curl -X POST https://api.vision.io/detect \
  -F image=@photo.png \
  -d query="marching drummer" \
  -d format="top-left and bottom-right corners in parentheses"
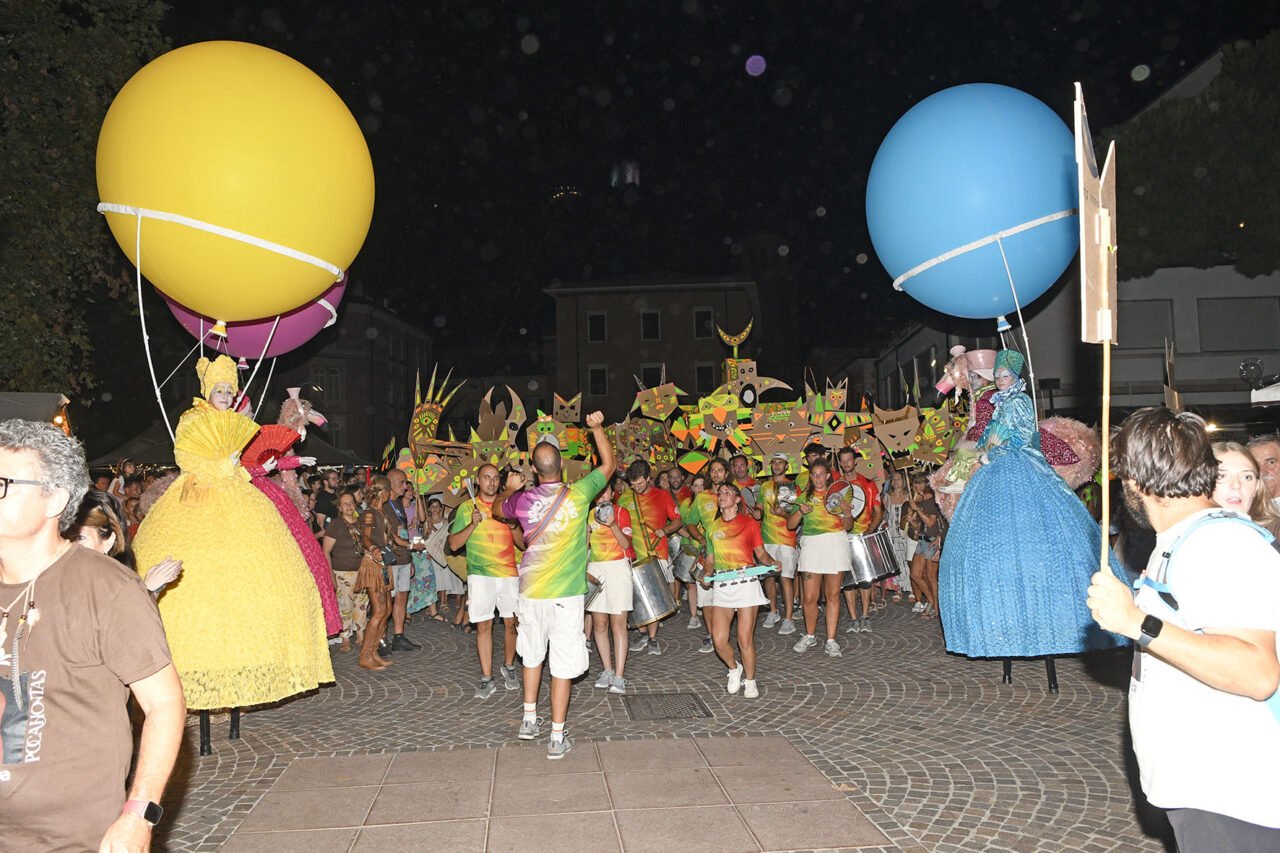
top-left (759, 452), bottom-right (799, 635)
top-left (680, 458), bottom-right (732, 653)
top-left (837, 447), bottom-right (884, 635)
top-left (618, 460), bottom-right (683, 657)
top-left (787, 458), bottom-right (855, 657)
top-left (586, 482), bottom-right (634, 694)
top-left (700, 483), bottom-right (779, 698)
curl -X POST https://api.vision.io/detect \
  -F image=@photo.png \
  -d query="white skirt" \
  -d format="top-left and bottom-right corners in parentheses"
top-left (586, 558), bottom-right (633, 614)
top-left (797, 531), bottom-right (852, 575)
top-left (706, 578), bottom-right (767, 610)
top-left (434, 560), bottom-right (466, 594)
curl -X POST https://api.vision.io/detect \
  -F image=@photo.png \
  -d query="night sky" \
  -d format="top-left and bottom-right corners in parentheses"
top-left (166, 0), bottom-right (1280, 352)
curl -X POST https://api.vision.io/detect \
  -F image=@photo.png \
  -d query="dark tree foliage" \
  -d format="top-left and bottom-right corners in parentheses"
top-left (0, 0), bottom-right (169, 392)
top-left (1104, 31), bottom-right (1280, 280)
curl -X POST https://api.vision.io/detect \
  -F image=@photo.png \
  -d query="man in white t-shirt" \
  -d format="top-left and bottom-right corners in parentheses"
top-left (1088, 407), bottom-right (1280, 852)
top-left (1247, 434), bottom-right (1280, 514)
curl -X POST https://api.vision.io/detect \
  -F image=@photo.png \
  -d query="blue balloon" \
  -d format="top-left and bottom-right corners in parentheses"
top-left (866, 84), bottom-right (1079, 320)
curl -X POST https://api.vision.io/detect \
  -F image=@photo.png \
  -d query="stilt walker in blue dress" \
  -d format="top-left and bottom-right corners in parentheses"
top-left (939, 350), bottom-right (1127, 689)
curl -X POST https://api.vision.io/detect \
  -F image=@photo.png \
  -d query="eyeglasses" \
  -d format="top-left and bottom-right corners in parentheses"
top-left (0, 477), bottom-right (52, 499)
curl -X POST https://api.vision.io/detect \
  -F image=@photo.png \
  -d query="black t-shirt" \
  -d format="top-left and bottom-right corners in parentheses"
top-left (313, 489), bottom-right (338, 524)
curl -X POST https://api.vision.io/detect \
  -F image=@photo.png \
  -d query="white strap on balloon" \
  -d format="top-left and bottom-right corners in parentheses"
top-left (890, 208), bottom-right (1077, 291)
top-left (96, 203), bottom-right (343, 277)
top-left (126, 212), bottom-right (175, 441)
top-left (102, 203), bottom-right (345, 444)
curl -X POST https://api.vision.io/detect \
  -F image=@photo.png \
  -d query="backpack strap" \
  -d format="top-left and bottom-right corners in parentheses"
top-left (524, 486), bottom-right (570, 549)
top-left (1137, 510), bottom-right (1279, 723)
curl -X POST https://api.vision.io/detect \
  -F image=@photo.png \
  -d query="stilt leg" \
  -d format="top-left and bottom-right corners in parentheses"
top-left (1001, 658), bottom-right (1013, 685)
top-left (1045, 656), bottom-right (1059, 694)
top-left (199, 710), bottom-right (212, 756)
top-left (229, 707), bottom-right (241, 740)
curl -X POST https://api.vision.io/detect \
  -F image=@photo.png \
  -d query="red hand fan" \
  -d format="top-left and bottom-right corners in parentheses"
top-left (241, 425), bottom-right (300, 467)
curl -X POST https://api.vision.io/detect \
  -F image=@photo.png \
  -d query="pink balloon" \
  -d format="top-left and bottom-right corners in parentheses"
top-left (166, 275), bottom-right (347, 359)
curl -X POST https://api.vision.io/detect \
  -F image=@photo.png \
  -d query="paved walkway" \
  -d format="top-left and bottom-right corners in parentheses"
top-left (152, 599), bottom-right (1173, 852)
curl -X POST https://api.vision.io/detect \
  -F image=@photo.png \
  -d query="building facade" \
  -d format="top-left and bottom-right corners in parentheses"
top-left (547, 274), bottom-right (762, 419)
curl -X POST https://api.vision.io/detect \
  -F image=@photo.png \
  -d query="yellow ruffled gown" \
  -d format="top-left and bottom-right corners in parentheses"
top-left (133, 401), bottom-right (334, 709)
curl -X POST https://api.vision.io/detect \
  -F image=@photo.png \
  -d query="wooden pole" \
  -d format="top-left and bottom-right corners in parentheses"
top-left (1100, 337), bottom-right (1111, 574)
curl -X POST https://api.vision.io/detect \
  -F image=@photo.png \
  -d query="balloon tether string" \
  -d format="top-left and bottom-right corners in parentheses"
top-left (134, 214), bottom-right (174, 441)
top-left (995, 236), bottom-right (1039, 421)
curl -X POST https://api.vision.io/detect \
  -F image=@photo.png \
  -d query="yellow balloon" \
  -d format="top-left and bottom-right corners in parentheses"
top-left (96, 41), bottom-right (375, 322)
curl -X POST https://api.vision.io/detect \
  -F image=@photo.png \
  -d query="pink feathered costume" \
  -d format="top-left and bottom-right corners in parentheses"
top-left (247, 455), bottom-right (342, 636)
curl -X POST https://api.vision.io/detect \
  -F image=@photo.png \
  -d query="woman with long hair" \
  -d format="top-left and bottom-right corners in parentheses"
top-left (323, 491), bottom-right (369, 652)
top-left (1212, 440), bottom-right (1280, 545)
top-left (700, 484), bottom-right (778, 698)
top-left (69, 490), bottom-right (183, 594)
top-left (905, 474), bottom-right (941, 618)
top-left (787, 459), bottom-right (854, 657)
top-left (881, 469), bottom-right (914, 604)
top-left (587, 481), bottom-right (634, 694)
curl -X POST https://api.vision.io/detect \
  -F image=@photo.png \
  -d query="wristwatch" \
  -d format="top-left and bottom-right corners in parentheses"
top-left (122, 799), bottom-right (164, 826)
top-left (1136, 614), bottom-right (1164, 648)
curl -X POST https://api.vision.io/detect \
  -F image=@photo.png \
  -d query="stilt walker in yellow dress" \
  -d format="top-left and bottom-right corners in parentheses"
top-left (133, 356), bottom-right (333, 750)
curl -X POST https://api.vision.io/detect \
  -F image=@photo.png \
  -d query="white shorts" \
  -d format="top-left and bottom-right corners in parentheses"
top-left (515, 595), bottom-right (589, 679)
top-left (706, 578), bottom-right (767, 610)
top-left (391, 563), bottom-right (413, 593)
top-left (763, 544), bottom-right (797, 579)
top-left (586, 559), bottom-right (633, 614)
top-left (797, 531), bottom-right (852, 575)
top-left (468, 574), bottom-right (519, 622)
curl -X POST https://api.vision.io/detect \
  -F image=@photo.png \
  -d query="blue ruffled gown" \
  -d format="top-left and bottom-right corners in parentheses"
top-left (939, 385), bottom-right (1127, 658)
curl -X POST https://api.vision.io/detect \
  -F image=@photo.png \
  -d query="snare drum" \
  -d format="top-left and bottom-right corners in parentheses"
top-left (842, 530), bottom-right (901, 590)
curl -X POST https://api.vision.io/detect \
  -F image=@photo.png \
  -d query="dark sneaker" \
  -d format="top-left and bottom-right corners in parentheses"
top-left (391, 634), bottom-right (421, 651)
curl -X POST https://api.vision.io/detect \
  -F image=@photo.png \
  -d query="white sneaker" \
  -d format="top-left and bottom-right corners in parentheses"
top-left (824, 639), bottom-right (843, 658)
top-left (762, 611), bottom-right (780, 628)
top-left (778, 619), bottom-right (796, 635)
top-left (792, 634), bottom-right (818, 653)
top-left (686, 615), bottom-right (703, 630)
top-left (742, 679), bottom-right (759, 699)
top-left (594, 669), bottom-right (614, 689)
top-left (726, 663), bottom-right (744, 694)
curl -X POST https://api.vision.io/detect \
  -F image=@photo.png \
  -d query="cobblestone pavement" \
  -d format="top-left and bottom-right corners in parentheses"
top-left (152, 598), bottom-right (1172, 852)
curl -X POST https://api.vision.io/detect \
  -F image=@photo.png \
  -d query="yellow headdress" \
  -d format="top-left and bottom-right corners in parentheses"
top-left (196, 355), bottom-right (239, 399)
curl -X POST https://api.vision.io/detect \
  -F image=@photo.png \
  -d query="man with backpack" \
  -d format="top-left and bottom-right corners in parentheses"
top-left (1088, 407), bottom-right (1280, 851)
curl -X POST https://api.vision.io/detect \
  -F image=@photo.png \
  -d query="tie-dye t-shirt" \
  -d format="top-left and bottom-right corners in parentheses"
top-left (503, 468), bottom-right (607, 598)
top-left (588, 504), bottom-right (633, 563)
top-left (757, 478), bottom-right (798, 546)
top-left (680, 490), bottom-right (720, 539)
top-left (797, 486), bottom-right (848, 536)
top-left (449, 497), bottom-right (517, 578)
top-left (617, 486), bottom-right (680, 561)
top-left (705, 512), bottom-right (764, 573)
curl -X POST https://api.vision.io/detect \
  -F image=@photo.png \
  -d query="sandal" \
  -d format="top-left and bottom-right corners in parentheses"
top-left (430, 613), bottom-right (446, 622)
top-left (461, 623), bottom-right (476, 634)
top-left (891, 593), bottom-right (902, 603)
